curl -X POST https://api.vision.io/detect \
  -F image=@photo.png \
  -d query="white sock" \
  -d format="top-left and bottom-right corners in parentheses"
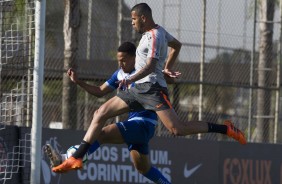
top-left (61, 154), bottom-right (67, 161)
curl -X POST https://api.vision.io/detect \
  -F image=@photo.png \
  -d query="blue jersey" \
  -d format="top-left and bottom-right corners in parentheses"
top-left (106, 69), bottom-right (158, 125)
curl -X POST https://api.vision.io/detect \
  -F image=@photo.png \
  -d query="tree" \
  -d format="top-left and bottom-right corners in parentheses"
top-left (62, 0), bottom-right (80, 129)
top-left (256, 0), bottom-right (275, 142)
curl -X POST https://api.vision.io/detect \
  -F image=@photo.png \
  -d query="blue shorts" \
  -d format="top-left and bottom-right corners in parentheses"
top-left (116, 119), bottom-right (156, 155)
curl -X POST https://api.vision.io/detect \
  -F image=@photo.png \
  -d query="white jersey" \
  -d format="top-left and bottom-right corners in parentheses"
top-left (135, 25), bottom-right (175, 87)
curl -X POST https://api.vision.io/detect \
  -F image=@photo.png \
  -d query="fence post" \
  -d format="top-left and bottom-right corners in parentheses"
top-left (248, 0), bottom-right (257, 142)
top-left (274, 0), bottom-right (282, 143)
top-left (31, 0), bottom-right (45, 183)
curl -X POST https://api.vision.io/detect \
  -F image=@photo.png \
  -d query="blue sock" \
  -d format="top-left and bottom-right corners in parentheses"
top-left (87, 141), bottom-right (100, 155)
top-left (143, 166), bottom-right (171, 184)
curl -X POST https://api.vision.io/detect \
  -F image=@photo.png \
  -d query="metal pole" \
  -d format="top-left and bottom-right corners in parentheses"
top-left (199, 0), bottom-right (206, 139)
top-left (248, 0), bottom-right (257, 142)
top-left (216, 0), bottom-right (222, 56)
top-left (0, 5), bottom-right (2, 100)
top-left (117, 0), bottom-right (122, 47)
top-left (274, 0), bottom-right (282, 143)
top-left (115, 0), bottom-right (123, 123)
top-left (31, 0), bottom-right (45, 183)
top-left (84, 0), bottom-right (93, 130)
top-left (26, 0), bottom-right (33, 127)
top-left (177, 0), bottom-right (181, 39)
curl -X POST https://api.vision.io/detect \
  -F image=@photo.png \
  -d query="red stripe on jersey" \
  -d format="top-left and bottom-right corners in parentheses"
top-left (150, 29), bottom-right (156, 58)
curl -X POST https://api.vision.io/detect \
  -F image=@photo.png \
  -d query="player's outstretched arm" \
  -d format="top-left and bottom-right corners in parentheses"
top-left (67, 68), bottom-right (113, 97)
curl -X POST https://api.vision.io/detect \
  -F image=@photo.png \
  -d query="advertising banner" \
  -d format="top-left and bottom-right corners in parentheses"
top-left (41, 129), bottom-right (219, 184)
top-left (219, 142), bottom-right (282, 184)
top-left (3, 127), bottom-right (281, 184)
top-left (0, 126), bottom-right (20, 184)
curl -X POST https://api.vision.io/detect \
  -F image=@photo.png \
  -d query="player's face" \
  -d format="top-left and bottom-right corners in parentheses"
top-left (117, 52), bottom-right (135, 73)
top-left (131, 11), bottom-right (145, 34)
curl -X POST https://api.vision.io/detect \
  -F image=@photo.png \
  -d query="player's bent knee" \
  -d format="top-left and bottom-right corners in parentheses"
top-left (93, 107), bottom-right (110, 122)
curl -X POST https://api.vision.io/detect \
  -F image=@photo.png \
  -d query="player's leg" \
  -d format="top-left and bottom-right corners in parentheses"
top-left (156, 108), bottom-right (207, 135)
top-left (133, 83), bottom-right (246, 144)
top-left (156, 108), bottom-right (246, 144)
top-left (52, 96), bottom-right (130, 172)
top-left (130, 150), bottom-right (150, 173)
top-left (130, 150), bottom-right (171, 184)
top-left (44, 124), bottom-right (125, 168)
top-left (83, 96), bottom-right (130, 144)
top-left (98, 123), bottom-right (125, 144)
top-left (74, 97), bottom-right (128, 156)
top-left (88, 123), bottom-right (125, 155)
top-left (132, 83), bottom-right (206, 135)
top-left (117, 118), bottom-right (171, 183)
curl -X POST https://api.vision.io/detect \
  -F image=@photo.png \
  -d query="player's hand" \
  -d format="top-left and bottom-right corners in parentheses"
top-left (162, 69), bottom-right (181, 78)
top-left (67, 68), bottom-right (78, 83)
top-left (118, 78), bottom-right (132, 90)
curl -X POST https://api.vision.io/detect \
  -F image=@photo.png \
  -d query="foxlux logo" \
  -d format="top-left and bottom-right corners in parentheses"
top-left (184, 163), bottom-right (202, 178)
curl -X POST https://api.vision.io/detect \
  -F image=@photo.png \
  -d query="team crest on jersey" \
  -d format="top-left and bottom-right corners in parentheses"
top-left (146, 32), bottom-right (152, 40)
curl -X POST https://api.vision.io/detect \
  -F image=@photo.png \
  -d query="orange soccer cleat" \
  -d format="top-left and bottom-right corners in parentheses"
top-left (224, 120), bottom-right (247, 145)
top-left (52, 156), bottom-right (83, 173)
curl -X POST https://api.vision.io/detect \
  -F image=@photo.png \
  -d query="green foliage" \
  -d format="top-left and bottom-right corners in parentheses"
top-left (43, 80), bottom-right (62, 99)
top-left (1, 79), bottom-right (18, 92)
top-left (210, 49), bottom-right (252, 64)
top-left (2, 0), bottom-right (30, 31)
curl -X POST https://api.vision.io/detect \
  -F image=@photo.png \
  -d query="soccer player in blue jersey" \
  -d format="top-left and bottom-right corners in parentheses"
top-left (46, 42), bottom-right (171, 183)
top-left (53, 3), bottom-right (246, 173)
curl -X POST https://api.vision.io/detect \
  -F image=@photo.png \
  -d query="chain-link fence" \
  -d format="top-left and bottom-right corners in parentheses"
top-left (42, 0), bottom-right (282, 144)
top-left (2, 0), bottom-right (282, 146)
top-left (3, 0), bottom-right (281, 183)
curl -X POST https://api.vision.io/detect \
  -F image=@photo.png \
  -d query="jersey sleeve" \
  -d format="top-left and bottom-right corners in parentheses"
top-left (146, 30), bottom-right (160, 60)
top-left (166, 30), bottom-right (175, 42)
top-left (105, 70), bottom-right (119, 89)
top-left (146, 28), bottom-right (175, 60)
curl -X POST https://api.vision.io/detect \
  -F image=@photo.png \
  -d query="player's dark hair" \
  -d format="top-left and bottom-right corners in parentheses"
top-left (117, 42), bottom-right (136, 56)
top-left (131, 3), bottom-right (152, 17)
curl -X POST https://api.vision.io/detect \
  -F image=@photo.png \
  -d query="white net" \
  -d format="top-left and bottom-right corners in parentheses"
top-left (0, 133), bottom-right (31, 184)
top-left (0, 0), bottom-right (35, 183)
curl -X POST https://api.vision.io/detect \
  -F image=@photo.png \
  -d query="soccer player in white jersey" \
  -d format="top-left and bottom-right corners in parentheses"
top-left (46, 42), bottom-right (171, 183)
top-left (53, 3), bottom-right (246, 173)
